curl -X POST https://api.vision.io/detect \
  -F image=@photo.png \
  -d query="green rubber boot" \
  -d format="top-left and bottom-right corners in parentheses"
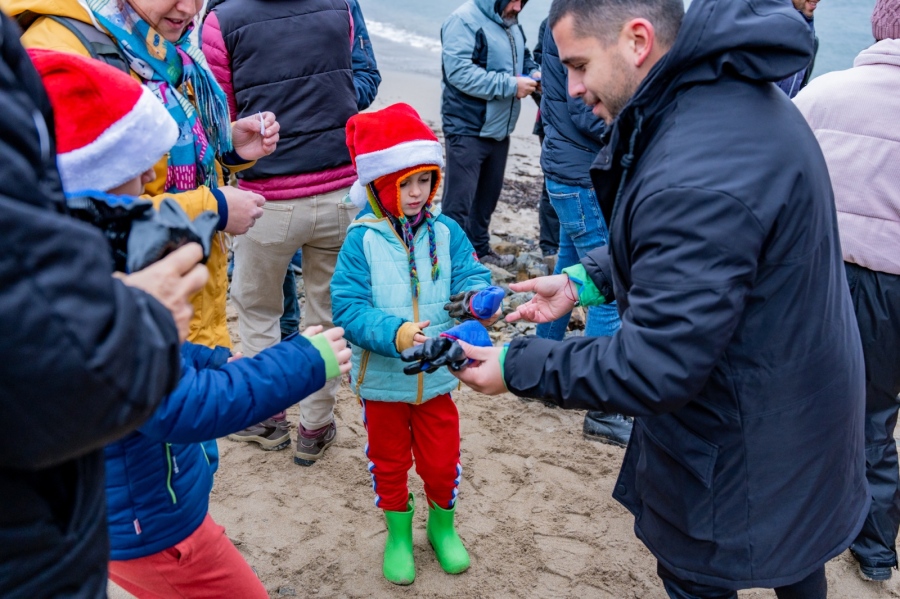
top-left (426, 500), bottom-right (470, 574)
top-left (382, 494), bottom-right (415, 585)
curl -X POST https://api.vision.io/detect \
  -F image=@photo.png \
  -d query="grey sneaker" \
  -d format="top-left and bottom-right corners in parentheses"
top-left (479, 251), bottom-right (515, 268)
top-left (294, 421), bottom-right (337, 466)
top-left (227, 419), bottom-right (291, 451)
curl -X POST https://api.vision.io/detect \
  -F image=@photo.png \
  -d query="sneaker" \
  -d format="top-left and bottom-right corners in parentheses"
top-left (583, 411), bottom-right (633, 447)
top-left (227, 418), bottom-right (291, 451)
top-left (479, 251), bottom-right (515, 268)
top-left (294, 421), bottom-right (336, 466)
top-left (856, 561), bottom-right (893, 582)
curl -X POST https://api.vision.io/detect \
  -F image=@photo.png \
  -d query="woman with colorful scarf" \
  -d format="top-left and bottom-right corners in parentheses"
top-left (8, 0), bottom-right (281, 350)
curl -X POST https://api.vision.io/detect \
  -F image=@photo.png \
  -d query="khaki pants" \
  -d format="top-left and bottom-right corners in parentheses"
top-left (232, 187), bottom-right (357, 429)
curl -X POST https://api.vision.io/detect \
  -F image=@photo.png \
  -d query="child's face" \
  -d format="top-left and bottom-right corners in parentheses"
top-left (106, 168), bottom-right (157, 197)
top-left (399, 171), bottom-right (434, 217)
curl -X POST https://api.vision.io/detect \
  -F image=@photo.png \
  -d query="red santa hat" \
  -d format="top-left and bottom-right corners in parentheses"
top-left (345, 103), bottom-right (444, 211)
top-left (28, 49), bottom-right (178, 195)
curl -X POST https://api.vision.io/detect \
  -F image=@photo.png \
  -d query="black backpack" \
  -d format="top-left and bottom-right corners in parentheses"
top-left (17, 11), bottom-right (129, 73)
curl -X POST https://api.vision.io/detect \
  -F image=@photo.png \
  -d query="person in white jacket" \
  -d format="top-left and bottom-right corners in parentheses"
top-left (794, 0), bottom-right (900, 583)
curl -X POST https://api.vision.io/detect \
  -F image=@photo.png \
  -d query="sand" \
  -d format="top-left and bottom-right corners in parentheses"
top-left (109, 70), bottom-right (900, 598)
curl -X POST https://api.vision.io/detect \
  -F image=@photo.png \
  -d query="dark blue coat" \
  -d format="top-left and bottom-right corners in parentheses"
top-left (538, 20), bottom-right (606, 189)
top-left (105, 338), bottom-right (326, 560)
top-left (0, 15), bottom-right (182, 597)
top-left (504, 0), bottom-right (867, 588)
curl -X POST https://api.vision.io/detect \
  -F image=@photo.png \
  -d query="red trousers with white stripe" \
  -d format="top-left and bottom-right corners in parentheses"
top-left (362, 393), bottom-right (461, 512)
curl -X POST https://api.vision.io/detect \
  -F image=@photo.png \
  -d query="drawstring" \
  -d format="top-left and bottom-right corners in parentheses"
top-left (612, 112), bottom-right (644, 208)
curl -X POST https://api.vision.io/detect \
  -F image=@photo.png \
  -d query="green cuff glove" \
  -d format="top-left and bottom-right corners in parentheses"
top-left (499, 343), bottom-right (510, 392)
top-left (306, 333), bottom-right (341, 380)
top-left (562, 264), bottom-right (606, 307)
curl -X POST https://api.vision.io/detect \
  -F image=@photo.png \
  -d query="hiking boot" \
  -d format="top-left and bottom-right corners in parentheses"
top-left (383, 494), bottom-right (416, 585)
top-left (227, 418), bottom-right (291, 451)
top-left (426, 500), bottom-right (470, 574)
top-left (479, 250), bottom-right (515, 268)
top-left (293, 421), bottom-right (336, 466)
top-left (852, 552), bottom-right (894, 582)
top-left (583, 411), bottom-right (633, 447)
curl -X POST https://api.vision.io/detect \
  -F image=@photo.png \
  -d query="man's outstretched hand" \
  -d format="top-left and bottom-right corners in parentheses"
top-left (504, 274), bottom-right (578, 324)
top-left (450, 341), bottom-right (507, 395)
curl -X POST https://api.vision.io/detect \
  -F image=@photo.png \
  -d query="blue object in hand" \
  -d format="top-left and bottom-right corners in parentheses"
top-left (400, 321), bottom-right (493, 375)
top-left (444, 286), bottom-right (505, 321)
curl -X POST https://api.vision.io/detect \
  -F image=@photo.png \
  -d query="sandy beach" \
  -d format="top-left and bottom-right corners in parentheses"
top-left (109, 69), bottom-right (900, 599)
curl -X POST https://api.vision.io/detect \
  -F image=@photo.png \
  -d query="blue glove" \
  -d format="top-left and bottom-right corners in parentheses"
top-left (400, 321), bottom-right (493, 374)
top-left (444, 286), bottom-right (506, 321)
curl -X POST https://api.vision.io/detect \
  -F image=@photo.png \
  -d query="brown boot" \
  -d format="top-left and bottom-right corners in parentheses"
top-left (293, 421), bottom-right (336, 466)
top-left (227, 418), bottom-right (291, 451)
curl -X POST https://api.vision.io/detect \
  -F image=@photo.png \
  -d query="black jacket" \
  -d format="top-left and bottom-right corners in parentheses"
top-left (0, 16), bottom-right (182, 597)
top-left (504, 0), bottom-right (867, 588)
top-left (538, 18), bottom-right (606, 188)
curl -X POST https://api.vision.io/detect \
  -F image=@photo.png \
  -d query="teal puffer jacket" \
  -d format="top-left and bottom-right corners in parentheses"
top-left (332, 205), bottom-right (491, 403)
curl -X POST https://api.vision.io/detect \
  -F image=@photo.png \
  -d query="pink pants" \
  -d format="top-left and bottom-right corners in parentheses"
top-left (108, 514), bottom-right (267, 599)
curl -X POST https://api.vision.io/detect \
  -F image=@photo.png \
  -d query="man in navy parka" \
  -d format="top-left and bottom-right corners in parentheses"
top-left (456, 0), bottom-right (868, 594)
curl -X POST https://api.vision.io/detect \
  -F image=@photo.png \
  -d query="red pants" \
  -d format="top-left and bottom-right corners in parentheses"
top-left (362, 394), bottom-right (462, 512)
top-left (108, 514), bottom-right (268, 599)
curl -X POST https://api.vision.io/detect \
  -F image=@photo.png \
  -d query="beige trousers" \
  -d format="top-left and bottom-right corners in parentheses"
top-left (231, 187), bottom-right (357, 429)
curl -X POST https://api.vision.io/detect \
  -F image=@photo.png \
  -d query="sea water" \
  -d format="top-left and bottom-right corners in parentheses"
top-left (358, 0), bottom-right (878, 79)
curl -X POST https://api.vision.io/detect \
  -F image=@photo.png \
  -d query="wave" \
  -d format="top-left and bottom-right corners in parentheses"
top-left (366, 20), bottom-right (442, 53)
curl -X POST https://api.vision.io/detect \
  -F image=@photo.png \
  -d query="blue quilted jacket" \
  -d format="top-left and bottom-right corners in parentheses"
top-left (104, 338), bottom-right (326, 560)
top-left (332, 205), bottom-right (490, 403)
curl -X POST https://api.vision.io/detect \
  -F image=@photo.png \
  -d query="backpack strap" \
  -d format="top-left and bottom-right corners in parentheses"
top-left (17, 11), bottom-right (130, 74)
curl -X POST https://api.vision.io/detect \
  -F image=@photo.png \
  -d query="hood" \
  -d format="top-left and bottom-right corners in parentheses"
top-left (854, 38), bottom-right (900, 68)
top-left (630, 0), bottom-right (814, 117)
top-left (349, 203), bottom-right (444, 240)
top-left (473, 0), bottom-right (507, 26)
top-left (1, 0), bottom-right (90, 22)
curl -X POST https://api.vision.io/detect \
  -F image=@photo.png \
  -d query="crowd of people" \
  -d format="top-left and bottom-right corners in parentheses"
top-left (0, 0), bottom-right (898, 597)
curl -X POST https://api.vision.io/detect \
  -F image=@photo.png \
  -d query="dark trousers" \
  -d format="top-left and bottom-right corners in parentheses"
top-left (441, 134), bottom-right (510, 257)
top-left (658, 563), bottom-right (827, 599)
top-left (536, 135), bottom-right (559, 256)
top-left (846, 262), bottom-right (900, 569)
top-left (280, 267), bottom-right (299, 339)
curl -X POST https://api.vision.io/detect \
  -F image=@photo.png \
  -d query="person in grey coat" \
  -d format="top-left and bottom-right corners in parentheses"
top-left (454, 0), bottom-right (867, 595)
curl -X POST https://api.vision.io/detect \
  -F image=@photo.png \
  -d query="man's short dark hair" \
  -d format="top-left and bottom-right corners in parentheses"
top-left (549, 0), bottom-right (685, 49)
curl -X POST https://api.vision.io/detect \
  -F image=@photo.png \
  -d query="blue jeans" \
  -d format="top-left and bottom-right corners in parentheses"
top-left (536, 179), bottom-right (620, 340)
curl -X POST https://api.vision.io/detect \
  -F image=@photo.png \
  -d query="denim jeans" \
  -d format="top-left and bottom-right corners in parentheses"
top-left (536, 179), bottom-right (620, 340)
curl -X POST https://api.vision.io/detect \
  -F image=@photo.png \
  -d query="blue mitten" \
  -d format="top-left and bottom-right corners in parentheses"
top-left (400, 321), bottom-right (493, 374)
top-left (444, 286), bottom-right (506, 321)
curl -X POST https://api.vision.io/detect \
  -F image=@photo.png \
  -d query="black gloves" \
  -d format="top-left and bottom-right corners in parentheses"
top-left (400, 337), bottom-right (469, 374)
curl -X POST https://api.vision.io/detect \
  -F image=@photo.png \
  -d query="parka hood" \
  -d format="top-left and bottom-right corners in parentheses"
top-left (854, 38), bottom-right (900, 68)
top-left (474, 0), bottom-right (527, 26)
top-left (1, 0), bottom-right (90, 22)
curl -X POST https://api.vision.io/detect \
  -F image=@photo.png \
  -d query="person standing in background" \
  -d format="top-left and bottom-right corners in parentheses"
top-left (440, 0), bottom-right (539, 268)
top-left (776, 0), bottom-right (821, 97)
top-left (532, 16), bottom-right (560, 270)
top-left (535, 9), bottom-right (632, 448)
top-left (795, 0), bottom-right (900, 582)
top-left (203, 0), bottom-right (381, 465)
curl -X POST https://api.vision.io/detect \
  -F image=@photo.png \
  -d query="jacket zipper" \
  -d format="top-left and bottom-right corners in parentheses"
top-left (504, 26), bottom-right (518, 137)
top-left (165, 443), bottom-right (178, 504)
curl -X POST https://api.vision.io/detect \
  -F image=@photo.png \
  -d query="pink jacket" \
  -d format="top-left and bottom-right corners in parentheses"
top-left (201, 12), bottom-right (358, 201)
top-left (794, 39), bottom-right (900, 275)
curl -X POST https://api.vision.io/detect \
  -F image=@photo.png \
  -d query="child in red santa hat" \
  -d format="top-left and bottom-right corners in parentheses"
top-left (332, 103), bottom-right (506, 585)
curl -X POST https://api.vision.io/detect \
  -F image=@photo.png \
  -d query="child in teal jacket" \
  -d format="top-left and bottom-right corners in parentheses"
top-left (331, 103), bottom-right (496, 585)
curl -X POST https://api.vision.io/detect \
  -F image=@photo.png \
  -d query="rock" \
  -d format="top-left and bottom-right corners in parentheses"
top-left (567, 306), bottom-right (586, 330)
top-left (489, 234), bottom-right (504, 247)
top-left (506, 292), bottom-right (534, 312)
top-left (278, 587), bottom-right (297, 596)
top-left (491, 241), bottom-right (521, 257)
top-left (485, 263), bottom-right (515, 284)
top-left (527, 264), bottom-right (549, 279)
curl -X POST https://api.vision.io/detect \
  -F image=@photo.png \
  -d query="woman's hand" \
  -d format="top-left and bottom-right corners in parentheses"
top-left (504, 274), bottom-right (579, 324)
top-left (232, 112), bottom-right (280, 161)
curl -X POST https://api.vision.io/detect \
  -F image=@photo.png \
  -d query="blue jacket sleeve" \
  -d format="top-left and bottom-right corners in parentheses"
top-left (348, 0), bottom-right (381, 111)
top-left (443, 215), bottom-right (492, 295)
top-left (137, 335), bottom-right (327, 443)
top-left (331, 227), bottom-right (406, 358)
top-left (180, 342), bottom-right (230, 370)
top-left (441, 15), bottom-right (517, 101)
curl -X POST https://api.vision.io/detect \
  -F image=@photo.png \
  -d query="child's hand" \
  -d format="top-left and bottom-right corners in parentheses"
top-left (412, 320), bottom-right (430, 345)
top-left (322, 327), bottom-right (352, 375)
top-left (302, 325), bottom-right (324, 337)
top-left (227, 352), bottom-right (243, 362)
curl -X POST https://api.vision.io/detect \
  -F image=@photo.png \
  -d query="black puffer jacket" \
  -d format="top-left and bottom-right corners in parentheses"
top-left (0, 16), bottom-right (182, 597)
top-left (504, 0), bottom-right (867, 588)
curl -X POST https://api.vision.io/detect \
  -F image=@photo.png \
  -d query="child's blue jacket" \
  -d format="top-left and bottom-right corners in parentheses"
top-left (332, 205), bottom-right (491, 403)
top-left (104, 338), bottom-right (326, 560)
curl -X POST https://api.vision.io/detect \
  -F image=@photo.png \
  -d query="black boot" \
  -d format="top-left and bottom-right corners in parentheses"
top-left (583, 411), bottom-right (632, 447)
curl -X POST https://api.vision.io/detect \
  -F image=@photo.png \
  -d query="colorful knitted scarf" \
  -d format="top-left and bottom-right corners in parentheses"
top-left (83, 0), bottom-right (232, 191)
top-left (366, 184), bottom-right (440, 298)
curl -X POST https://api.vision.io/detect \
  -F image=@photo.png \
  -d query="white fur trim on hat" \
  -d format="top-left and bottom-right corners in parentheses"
top-left (58, 87), bottom-right (179, 195)
top-left (354, 139), bottom-right (444, 186)
top-left (349, 181), bottom-right (370, 208)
